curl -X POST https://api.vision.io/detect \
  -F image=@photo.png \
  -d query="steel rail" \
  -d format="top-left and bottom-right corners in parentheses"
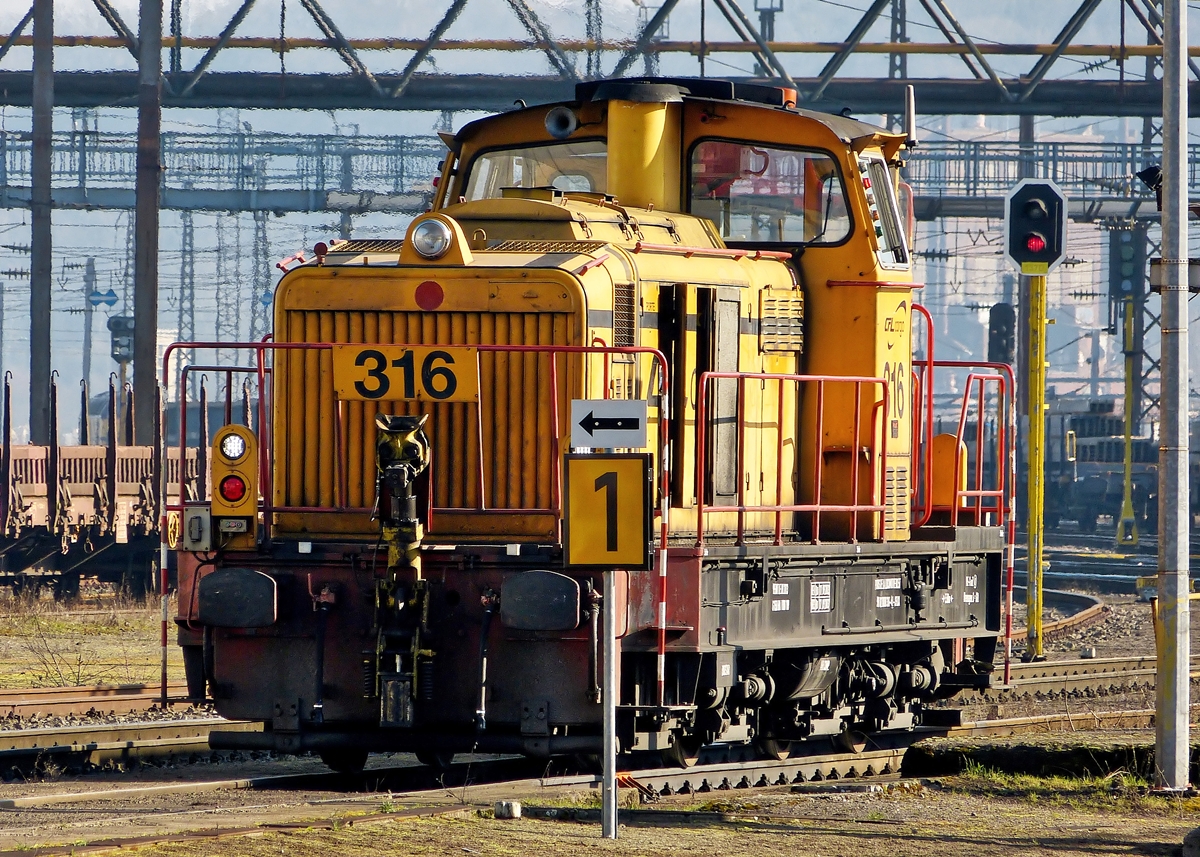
top-left (0, 718), bottom-right (261, 771)
top-left (0, 703), bottom-right (1180, 857)
top-left (0, 683), bottom-right (191, 717)
top-left (955, 653), bottom-right (1200, 700)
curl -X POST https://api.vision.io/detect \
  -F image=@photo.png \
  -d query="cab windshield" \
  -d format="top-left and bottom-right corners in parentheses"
top-left (463, 140), bottom-right (607, 200)
top-left (689, 140), bottom-right (851, 244)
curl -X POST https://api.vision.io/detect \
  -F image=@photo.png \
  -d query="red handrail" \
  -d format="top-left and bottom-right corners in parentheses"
top-left (694, 372), bottom-right (888, 546)
top-left (911, 304), bottom-right (936, 527)
top-left (948, 372), bottom-right (1008, 524)
top-left (920, 358), bottom-right (1016, 684)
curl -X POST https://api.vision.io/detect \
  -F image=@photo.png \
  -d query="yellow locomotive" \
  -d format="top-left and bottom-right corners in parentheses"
top-left (174, 78), bottom-right (1008, 771)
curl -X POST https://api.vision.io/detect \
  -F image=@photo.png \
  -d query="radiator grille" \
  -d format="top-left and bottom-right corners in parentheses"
top-left (277, 310), bottom-right (575, 517)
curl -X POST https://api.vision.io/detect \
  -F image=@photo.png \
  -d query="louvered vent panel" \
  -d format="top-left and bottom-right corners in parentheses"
top-left (759, 290), bottom-right (805, 353)
top-left (612, 282), bottom-right (636, 348)
top-left (885, 465), bottom-right (909, 533)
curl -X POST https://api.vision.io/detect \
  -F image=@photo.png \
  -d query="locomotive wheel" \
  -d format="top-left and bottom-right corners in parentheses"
top-left (319, 749), bottom-right (369, 774)
top-left (755, 737), bottom-right (792, 761)
top-left (835, 730), bottom-right (868, 754)
top-left (661, 734), bottom-right (702, 769)
top-left (571, 753), bottom-right (603, 774)
top-left (415, 749), bottom-right (455, 769)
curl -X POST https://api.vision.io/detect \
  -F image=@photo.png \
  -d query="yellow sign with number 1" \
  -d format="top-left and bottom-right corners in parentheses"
top-left (563, 453), bottom-right (652, 570)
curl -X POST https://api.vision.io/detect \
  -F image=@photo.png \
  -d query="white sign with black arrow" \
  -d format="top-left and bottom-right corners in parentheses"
top-left (570, 399), bottom-right (648, 449)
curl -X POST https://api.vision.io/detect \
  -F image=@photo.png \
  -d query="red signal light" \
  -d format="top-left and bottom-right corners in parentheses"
top-left (1025, 233), bottom-right (1046, 253)
top-left (219, 474), bottom-right (247, 503)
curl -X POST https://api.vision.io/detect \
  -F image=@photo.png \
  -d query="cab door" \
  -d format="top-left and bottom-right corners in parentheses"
top-left (698, 288), bottom-right (741, 504)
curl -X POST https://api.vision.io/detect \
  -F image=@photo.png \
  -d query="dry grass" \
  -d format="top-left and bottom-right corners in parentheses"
top-left (0, 587), bottom-right (184, 688)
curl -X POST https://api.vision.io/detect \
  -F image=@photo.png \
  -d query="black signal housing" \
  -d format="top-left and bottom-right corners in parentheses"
top-left (1004, 180), bottom-right (1067, 274)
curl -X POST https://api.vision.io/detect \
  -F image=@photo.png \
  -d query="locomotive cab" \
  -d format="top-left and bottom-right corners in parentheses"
top-left (173, 77), bottom-right (1009, 772)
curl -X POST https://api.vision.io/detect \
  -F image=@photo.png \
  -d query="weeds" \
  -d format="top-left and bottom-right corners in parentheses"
top-left (0, 590), bottom-right (179, 688)
top-left (527, 791), bottom-right (603, 809)
top-left (16, 616), bottom-right (114, 686)
top-left (948, 762), bottom-right (1168, 813)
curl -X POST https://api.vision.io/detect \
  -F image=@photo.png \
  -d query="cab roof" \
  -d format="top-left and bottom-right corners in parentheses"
top-left (451, 76), bottom-right (899, 152)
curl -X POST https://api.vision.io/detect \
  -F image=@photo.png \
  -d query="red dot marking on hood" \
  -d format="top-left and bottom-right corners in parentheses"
top-left (415, 280), bottom-right (444, 311)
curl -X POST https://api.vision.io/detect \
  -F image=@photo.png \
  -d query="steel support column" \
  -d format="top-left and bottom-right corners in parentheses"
top-left (1154, 0), bottom-right (1190, 793)
top-left (0, 282), bottom-right (6, 381)
top-left (177, 209), bottom-right (195, 402)
top-left (83, 257), bottom-right (96, 396)
top-left (29, 0), bottom-right (52, 445)
top-left (887, 0), bottom-right (908, 129)
top-left (132, 0), bottom-right (162, 445)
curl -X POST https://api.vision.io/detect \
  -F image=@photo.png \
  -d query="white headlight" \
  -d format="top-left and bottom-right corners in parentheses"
top-left (411, 219), bottom-right (453, 259)
top-left (220, 432), bottom-right (247, 462)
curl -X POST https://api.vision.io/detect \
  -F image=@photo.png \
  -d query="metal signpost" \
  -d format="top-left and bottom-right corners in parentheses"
top-left (1003, 178), bottom-right (1067, 661)
top-left (563, 448), bottom-right (653, 840)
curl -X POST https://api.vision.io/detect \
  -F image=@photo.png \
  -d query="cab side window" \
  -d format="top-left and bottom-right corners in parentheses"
top-left (689, 140), bottom-right (851, 245)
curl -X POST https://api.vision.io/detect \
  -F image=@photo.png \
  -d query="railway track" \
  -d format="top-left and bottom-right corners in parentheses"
top-left (0, 706), bottom-right (1178, 856)
top-left (0, 586), bottom-right (1164, 781)
top-left (0, 718), bottom-right (261, 775)
top-left (0, 683), bottom-right (192, 718)
top-left (0, 651), bottom-right (1185, 778)
top-left (1011, 587), bottom-right (1107, 642)
top-left (0, 706), bottom-right (1169, 809)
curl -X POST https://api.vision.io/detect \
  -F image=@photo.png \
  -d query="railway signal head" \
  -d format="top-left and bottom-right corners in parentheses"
top-left (107, 315), bottom-right (135, 363)
top-left (1004, 180), bottom-right (1067, 275)
top-left (987, 302), bottom-right (1016, 366)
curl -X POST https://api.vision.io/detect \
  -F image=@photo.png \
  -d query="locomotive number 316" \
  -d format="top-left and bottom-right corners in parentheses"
top-left (332, 345), bottom-right (480, 402)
